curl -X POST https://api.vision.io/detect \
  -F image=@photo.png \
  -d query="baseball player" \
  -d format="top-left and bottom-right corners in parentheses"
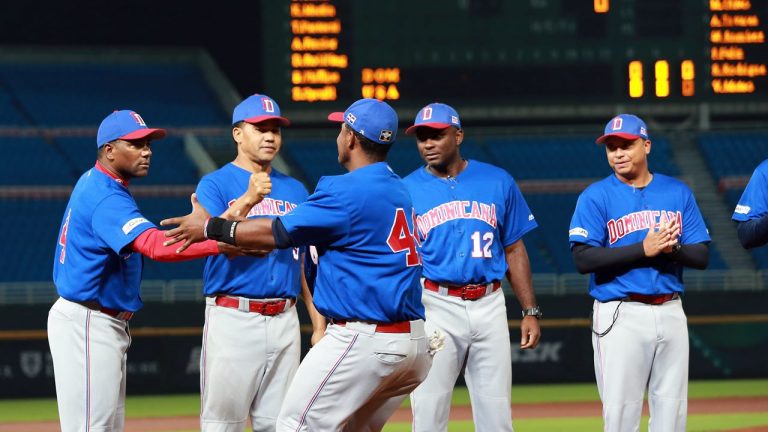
top-left (47, 110), bottom-right (267, 432)
top-left (195, 94), bottom-right (326, 431)
top-left (403, 103), bottom-right (541, 432)
top-left (162, 98), bottom-right (433, 431)
top-left (569, 114), bottom-right (710, 432)
top-left (732, 159), bottom-right (768, 248)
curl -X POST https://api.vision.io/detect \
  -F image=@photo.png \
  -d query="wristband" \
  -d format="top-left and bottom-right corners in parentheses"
top-left (205, 217), bottom-right (238, 245)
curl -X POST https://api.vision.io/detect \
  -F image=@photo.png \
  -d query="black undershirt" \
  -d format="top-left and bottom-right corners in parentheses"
top-left (737, 215), bottom-right (768, 249)
top-left (571, 242), bottom-right (709, 274)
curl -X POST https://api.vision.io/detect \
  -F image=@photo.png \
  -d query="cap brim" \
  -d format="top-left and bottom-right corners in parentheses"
top-left (242, 115), bottom-right (290, 126)
top-left (327, 112), bottom-right (344, 122)
top-left (595, 132), bottom-right (641, 144)
top-left (120, 128), bottom-right (167, 142)
top-left (404, 122), bottom-right (452, 135)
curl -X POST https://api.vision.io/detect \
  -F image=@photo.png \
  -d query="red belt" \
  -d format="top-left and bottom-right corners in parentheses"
top-left (334, 320), bottom-right (411, 333)
top-left (424, 279), bottom-right (501, 301)
top-left (624, 293), bottom-right (680, 305)
top-left (99, 307), bottom-right (134, 321)
top-left (214, 295), bottom-right (293, 315)
top-left (76, 301), bottom-right (134, 321)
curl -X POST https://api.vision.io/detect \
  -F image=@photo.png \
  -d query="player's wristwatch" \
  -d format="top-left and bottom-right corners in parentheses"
top-left (522, 306), bottom-right (542, 319)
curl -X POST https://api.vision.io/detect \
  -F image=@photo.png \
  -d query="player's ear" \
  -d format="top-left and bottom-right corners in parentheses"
top-left (232, 125), bottom-right (243, 145)
top-left (644, 139), bottom-right (652, 155)
top-left (455, 128), bottom-right (464, 146)
top-left (102, 142), bottom-right (116, 161)
top-left (343, 126), bottom-right (356, 149)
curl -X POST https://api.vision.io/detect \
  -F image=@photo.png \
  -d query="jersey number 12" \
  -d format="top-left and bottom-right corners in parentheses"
top-left (471, 231), bottom-right (494, 258)
top-left (387, 208), bottom-right (421, 267)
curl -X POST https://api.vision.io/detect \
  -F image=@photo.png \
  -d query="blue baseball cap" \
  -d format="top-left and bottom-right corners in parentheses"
top-left (596, 114), bottom-right (649, 144)
top-left (327, 98), bottom-right (398, 145)
top-left (96, 110), bottom-right (167, 148)
top-left (405, 102), bottom-right (461, 135)
top-left (232, 94), bottom-right (290, 126)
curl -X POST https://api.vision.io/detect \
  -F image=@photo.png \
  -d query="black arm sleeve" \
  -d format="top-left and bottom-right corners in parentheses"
top-left (571, 243), bottom-right (646, 274)
top-left (272, 218), bottom-right (294, 249)
top-left (737, 216), bottom-right (768, 249)
top-left (667, 243), bottom-right (709, 270)
top-left (572, 242), bottom-right (710, 274)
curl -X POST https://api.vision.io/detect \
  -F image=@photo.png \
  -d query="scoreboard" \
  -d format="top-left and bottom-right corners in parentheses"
top-left (261, 0), bottom-right (767, 116)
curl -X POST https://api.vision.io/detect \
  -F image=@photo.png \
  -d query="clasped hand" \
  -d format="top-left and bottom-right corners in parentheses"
top-left (643, 218), bottom-right (680, 257)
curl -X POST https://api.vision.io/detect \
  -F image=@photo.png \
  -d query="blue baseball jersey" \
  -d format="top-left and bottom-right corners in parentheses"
top-left (569, 174), bottom-right (711, 301)
top-left (732, 159), bottom-right (768, 222)
top-left (403, 160), bottom-right (537, 284)
top-left (53, 166), bottom-right (155, 312)
top-left (196, 163), bottom-right (308, 298)
top-left (278, 162), bottom-right (425, 322)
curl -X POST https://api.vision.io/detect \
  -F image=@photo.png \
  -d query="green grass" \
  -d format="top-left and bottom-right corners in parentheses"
top-left (0, 395), bottom-right (202, 422)
top-left (382, 413), bottom-right (768, 432)
top-left (395, 383), bottom-right (601, 407)
top-left (125, 395), bottom-right (200, 417)
top-left (2, 379), bottom-right (766, 428)
top-left (383, 420), bottom-right (476, 431)
top-left (688, 379), bottom-right (768, 398)
top-left (0, 398), bottom-right (59, 422)
top-left (417, 378), bottom-right (768, 406)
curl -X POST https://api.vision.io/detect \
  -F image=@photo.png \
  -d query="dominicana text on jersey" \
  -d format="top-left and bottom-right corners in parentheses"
top-left (196, 164), bottom-right (308, 299)
top-left (568, 173), bottom-right (710, 301)
top-left (404, 160), bottom-right (537, 285)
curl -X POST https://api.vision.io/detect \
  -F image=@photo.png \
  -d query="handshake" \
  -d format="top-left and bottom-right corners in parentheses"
top-left (160, 172), bottom-right (272, 254)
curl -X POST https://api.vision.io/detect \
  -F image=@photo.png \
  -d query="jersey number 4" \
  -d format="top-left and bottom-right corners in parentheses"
top-left (387, 208), bottom-right (421, 267)
top-left (58, 208), bottom-right (72, 264)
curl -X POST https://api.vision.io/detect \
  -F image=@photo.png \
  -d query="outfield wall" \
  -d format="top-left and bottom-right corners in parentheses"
top-left (0, 291), bottom-right (765, 398)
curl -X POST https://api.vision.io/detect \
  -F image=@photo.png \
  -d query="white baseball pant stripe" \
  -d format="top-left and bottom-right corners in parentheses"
top-left (297, 332), bottom-right (358, 428)
top-left (592, 298), bottom-right (688, 432)
top-left (200, 297), bottom-right (301, 432)
top-left (48, 297), bottom-right (130, 432)
top-left (277, 320), bottom-right (430, 431)
top-left (411, 288), bottom-right (513, 432)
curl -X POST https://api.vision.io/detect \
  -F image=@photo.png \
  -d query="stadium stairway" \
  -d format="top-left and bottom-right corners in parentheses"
top-left (669, 132), bottom-right (753, 270)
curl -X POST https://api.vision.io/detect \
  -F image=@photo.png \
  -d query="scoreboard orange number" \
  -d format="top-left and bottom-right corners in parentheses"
top-left (681, 60), bottom-right (695, 96)
top-left (629, 61), bottom-right (643, 98)
top-left (655, 60), bottom-right (670, 98)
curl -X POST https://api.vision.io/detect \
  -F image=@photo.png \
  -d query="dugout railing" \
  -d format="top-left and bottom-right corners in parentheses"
top-left (1, 269), bottom-right (765, 306)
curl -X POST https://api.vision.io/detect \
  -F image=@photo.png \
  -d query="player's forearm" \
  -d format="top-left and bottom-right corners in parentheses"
top-left (667, 243), bottom-right (709, 269)
top-left (229, 218), bottom-right (277, 249)
top-left (571, 242), bottom-right (646, 274)
top-left (219, 171), bottom-right (271, 219)
top-left (504, 240), bottom-right (537, 309)
top-left (203, 216), bottom-right (277, 249)
top-left (220, 193), bottom-right (256, 219)
top-left (737, 216), bottom-right (768, 249)
top-left (132, 228), bottom-right (218, 261)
